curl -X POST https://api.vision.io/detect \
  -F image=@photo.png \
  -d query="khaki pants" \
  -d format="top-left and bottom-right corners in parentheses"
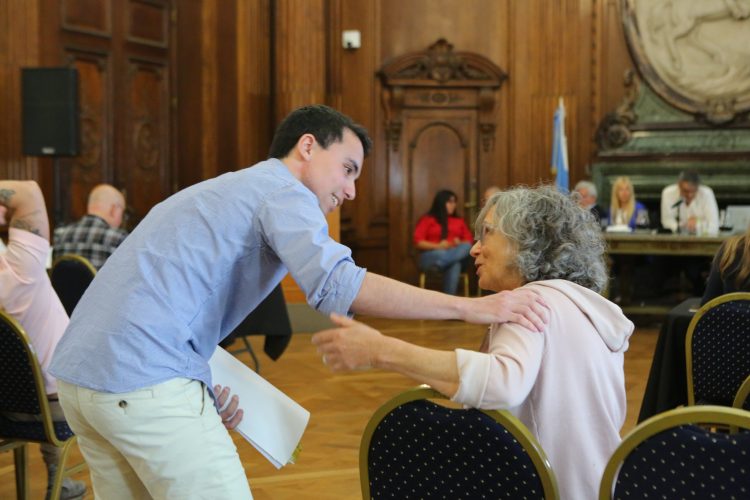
top-left (58, 378), bottom-right (252, 500)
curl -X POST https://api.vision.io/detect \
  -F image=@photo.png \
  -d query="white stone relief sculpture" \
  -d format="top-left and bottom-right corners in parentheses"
top-left (625, 0), bottom-right (750, 122)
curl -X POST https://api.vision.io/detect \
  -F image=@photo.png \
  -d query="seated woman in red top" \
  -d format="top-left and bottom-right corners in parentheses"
top-left (413, 190), bottom-right (473, 295)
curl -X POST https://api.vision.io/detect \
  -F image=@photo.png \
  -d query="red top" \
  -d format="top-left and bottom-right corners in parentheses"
top-left (413, 215), bottom-right (473, 245)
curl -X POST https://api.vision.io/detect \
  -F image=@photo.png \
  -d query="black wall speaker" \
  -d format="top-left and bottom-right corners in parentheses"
top-left (22, 67), bottom-right (80, 156)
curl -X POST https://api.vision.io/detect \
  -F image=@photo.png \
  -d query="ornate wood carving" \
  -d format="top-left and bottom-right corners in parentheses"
top-left (595, 70), bottom-right (638, 151)
top-left (378, 39), bottom-right (507, 153)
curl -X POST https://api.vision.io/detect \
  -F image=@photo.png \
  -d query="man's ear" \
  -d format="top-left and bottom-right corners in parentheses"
top-left (296, 133), bottom-right (316, 161)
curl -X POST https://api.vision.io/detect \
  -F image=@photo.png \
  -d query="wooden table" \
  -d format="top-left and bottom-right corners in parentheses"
top-left (604, 232), bottom-right (727, 314)
top-left (605, 232), bottom-right (726, 257)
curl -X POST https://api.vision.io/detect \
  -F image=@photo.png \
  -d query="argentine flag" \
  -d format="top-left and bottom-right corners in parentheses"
top-left (551, 98), bottom-right (569, 193)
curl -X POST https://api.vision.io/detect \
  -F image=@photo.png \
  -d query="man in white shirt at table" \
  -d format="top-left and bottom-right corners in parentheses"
top-left (660, 169), bottom-right (719, 236)
top-left (659, 169), bottom-right (720, 296)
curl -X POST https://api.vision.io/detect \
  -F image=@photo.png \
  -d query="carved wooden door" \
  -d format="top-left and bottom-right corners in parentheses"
top-left (46, 0), bottom-right (173, 228)
top-left (379, 40), bottom-right (507, 284)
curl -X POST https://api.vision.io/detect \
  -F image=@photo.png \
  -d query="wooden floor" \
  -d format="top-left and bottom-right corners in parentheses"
top-left (0, 316), bottom-right (659, 499)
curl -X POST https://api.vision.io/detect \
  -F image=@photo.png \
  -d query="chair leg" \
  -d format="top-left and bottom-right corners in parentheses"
top-left (419, 272), bottom-right (426, 289)
top-left (241, 336), bottom-right (261, 373)
top-left (13, 444), bottom-right (28, 500)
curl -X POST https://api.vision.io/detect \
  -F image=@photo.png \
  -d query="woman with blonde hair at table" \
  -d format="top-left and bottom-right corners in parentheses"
top-left (609, 176), bottom-right (646, 229)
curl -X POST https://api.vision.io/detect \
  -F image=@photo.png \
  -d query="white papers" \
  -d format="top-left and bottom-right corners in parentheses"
top-left (208, 347), bottom-right (310, 468)
top-left (605, 224), bottom-right (632, 233)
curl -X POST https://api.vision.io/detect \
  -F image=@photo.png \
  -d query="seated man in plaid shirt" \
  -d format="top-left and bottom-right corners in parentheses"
top-left (53, 184), bottom-right (128, 269)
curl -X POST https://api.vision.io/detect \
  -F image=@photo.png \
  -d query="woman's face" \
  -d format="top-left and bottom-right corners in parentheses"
top-left (445, 196), bottom-right (457, 215)
top-left (616, 183), bottom-right (632, 205)
top-left (470, 211), bottom-right (524, 292)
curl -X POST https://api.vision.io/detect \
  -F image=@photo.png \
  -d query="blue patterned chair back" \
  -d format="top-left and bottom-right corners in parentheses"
top-left (599, 406), bottom-right (750, 500)
top-left (0, 311), bottom-right (75, 444)
top-left (686, 292), bottom-right (750, 406)
top-left (50, 254), bottom-right (97, 317)
top-left (360, 387), bottom-right (558, 499)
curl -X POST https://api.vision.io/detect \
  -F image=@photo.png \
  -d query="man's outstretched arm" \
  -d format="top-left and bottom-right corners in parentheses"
top-left (351, 272), bottom-right (548, 331)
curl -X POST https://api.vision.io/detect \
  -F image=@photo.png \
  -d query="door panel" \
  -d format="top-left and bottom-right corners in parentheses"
top-left (401, 113), bottom-right (476, 281)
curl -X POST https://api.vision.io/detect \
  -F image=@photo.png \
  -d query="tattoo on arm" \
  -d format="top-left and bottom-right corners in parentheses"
top-left (0, 188), bottom-right (16, 206)
top-left (11, 218), bottom-right (42, 236)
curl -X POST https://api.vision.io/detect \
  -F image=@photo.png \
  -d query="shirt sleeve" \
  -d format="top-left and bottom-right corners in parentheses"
top-left (256, 187), bottom-right (366, 316)
top-left (6, 228), bottom-right (50, 281)
top-left (701, 187), bottom-right (720, 235)
top-left (413, 216), bottom-right (431, 245)
top-left (457, 218), bottom-right (473, 242)
top-left (451, 322), bottom-right (544, 409)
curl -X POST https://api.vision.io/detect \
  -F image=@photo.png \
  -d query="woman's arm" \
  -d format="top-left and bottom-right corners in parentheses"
top-left (311, 314), bottom-right (546, 406)
top-left (311, 314), bottom-right (461, 396)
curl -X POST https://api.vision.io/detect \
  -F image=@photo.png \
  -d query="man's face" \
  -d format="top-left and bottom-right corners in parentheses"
top-left (301, 128), bottom-right (364, 214)
top-left (576, 187), bottom-right (596, 208)
top-left (678, 181), bottom-right (698, 205)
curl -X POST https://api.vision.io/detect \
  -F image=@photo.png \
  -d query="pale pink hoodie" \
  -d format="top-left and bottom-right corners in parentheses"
top-left (452, 279), bottom-right (633, 500)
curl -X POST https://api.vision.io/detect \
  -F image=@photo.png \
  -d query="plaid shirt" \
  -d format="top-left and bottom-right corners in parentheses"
top-left (53, 215), bottom-right (128, 270)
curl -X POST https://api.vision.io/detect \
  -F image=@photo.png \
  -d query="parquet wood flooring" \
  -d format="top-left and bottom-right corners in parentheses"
top-left (0, 318), bottom-right (659, 499)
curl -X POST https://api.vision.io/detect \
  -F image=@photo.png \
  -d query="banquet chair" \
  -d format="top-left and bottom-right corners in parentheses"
top-left (360, 386), bottom-right (559, 499)
top-left (599, 406), bottom-right (750, 500)
top-left (734, 374), bottom-right (750, 410)
top-left (685, 292), bottom-right (750, 407)
top-left (50, 254), bottom-right (97, 317)
top-left (0, 311), bottom-right (86, 500)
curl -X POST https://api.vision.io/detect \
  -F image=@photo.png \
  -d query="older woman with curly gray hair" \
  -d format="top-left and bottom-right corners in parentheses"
top-left (312, 185), bottom-right (633, 500)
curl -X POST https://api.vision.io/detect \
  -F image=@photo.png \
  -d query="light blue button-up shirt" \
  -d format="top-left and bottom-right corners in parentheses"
top-left (49, 159), bottom-right (366, 393)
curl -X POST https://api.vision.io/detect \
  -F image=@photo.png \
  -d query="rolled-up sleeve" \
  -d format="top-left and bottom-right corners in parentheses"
top-left (452, 324), bottom-right (545, 409)
top-left (257, 187), bottom-right (366, 315)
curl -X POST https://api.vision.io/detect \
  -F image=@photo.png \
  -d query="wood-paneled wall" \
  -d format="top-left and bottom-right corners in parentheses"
top-left (0, 0), bottom-right (633, 285)
top-left (334, 0), bottom-right (633, 279)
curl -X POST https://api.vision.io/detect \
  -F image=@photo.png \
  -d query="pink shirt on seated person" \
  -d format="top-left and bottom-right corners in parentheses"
top-left (0, 228), bottom-right (68, 395)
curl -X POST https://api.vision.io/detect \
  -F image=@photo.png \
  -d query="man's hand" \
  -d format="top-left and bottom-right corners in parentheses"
top-left (311, 314), bottom-right (382, 371)
top-left (462, 288), bottom-right (549, 331)
top-left (686, 216), bottom-right (698, 233)
top-left (214, 384), bottom-right (243, 430)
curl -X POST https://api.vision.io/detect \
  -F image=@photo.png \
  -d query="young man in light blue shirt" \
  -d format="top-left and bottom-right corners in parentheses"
top-left (50, 105), bottom-right (548, 498)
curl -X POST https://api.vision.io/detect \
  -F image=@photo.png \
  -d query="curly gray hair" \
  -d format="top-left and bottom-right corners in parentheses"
top-left (476, 185), bottom-right (608, 293)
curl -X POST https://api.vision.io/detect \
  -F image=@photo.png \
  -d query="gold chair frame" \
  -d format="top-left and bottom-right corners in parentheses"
top-left (599, 405), bottom-right (750, 500)
top-left (0, 311), bottom-right (87, 500)
top-left (685, 292), bottom-right (750, 406)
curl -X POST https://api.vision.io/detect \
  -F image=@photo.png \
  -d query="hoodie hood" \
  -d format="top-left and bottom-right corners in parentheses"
top-left (527, 279), bottom-right (633, 353)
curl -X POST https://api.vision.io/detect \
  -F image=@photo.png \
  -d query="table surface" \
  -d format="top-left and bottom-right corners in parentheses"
top-left (605, 232), bottom-right (727, 257)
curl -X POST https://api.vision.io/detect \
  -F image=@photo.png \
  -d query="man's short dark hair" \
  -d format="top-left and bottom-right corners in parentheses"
top-left (268, 104), bottom-right (372, 159)
top-left (678, 169), bottom-right (701, 186)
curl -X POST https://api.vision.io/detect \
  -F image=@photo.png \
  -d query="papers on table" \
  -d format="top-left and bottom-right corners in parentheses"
top-left (606, 224), bottom-right (632, 233)
top-left (208, 347), bottom-right (310, 468)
